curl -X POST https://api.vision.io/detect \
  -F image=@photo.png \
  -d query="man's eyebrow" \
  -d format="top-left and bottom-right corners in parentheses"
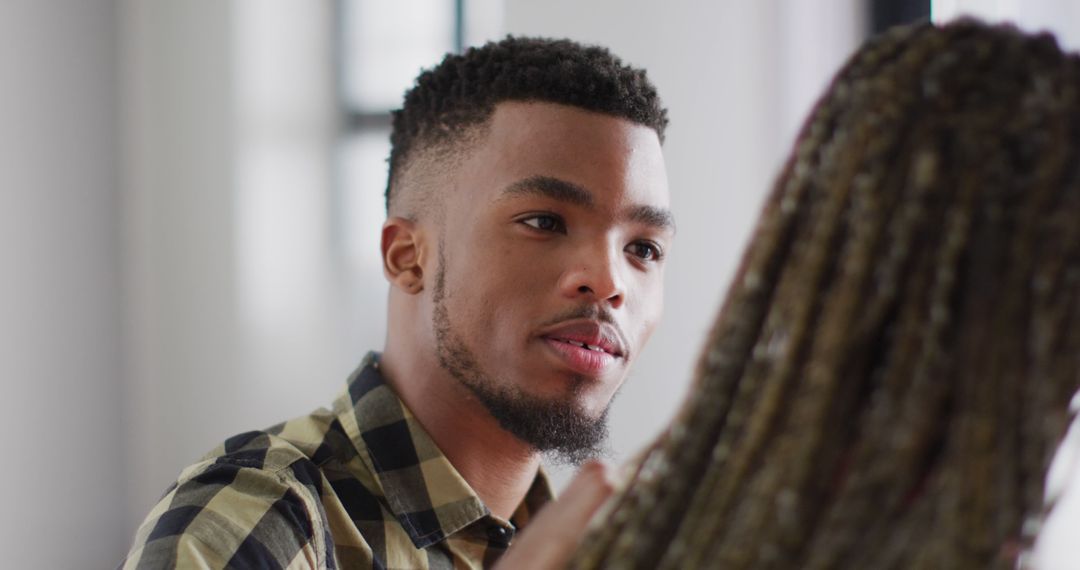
top-left (501, 175), bottom-right (593, 207)
top-left (502, 174), bottom-right (675, 232)
top-left (628, 204), bottom-right (676, 233)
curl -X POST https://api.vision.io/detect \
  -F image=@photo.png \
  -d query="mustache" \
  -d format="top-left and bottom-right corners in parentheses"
top-left (540, 304), bottom-right (616, 326)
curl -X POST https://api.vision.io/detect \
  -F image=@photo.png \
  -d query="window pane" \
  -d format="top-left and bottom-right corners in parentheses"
top-left (337, 129), bottom-right (392, 360)
top-left (342, 0), bottom-right (456, 111)
top-left (339, 129), bottom-right (391, 270)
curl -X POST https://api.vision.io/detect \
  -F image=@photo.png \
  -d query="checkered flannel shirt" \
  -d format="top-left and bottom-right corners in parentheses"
top-left (122, 352), bottom-right (554, 569)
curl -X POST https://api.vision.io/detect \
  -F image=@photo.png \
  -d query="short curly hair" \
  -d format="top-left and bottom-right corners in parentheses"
top-left (385, 36), bottom-right (669, 212)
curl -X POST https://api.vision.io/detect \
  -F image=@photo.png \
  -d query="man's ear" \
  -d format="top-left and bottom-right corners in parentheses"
top-left (381, 217), bottom-right (427, 294)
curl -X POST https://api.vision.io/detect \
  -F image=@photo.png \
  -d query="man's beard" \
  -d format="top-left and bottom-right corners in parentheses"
top-left (431, 250), bottom-right (610, 466)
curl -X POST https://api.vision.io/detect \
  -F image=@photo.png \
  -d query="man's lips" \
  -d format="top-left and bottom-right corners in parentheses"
top-left (538, 320), bottom-right (626, 358)
top-left (537, 319), bottom-right (627, 376)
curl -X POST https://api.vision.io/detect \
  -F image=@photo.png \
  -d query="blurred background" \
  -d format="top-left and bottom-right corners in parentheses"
top-left (3, 0), bottom-right (1080, 567)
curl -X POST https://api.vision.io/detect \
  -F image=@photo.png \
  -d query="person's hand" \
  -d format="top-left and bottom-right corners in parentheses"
top-left (494, 461), bottom-right (615, 570)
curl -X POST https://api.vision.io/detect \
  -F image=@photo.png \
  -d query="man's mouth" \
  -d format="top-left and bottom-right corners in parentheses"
top-left (537, 319), bottom-right (628, 376)
top-left (551, 338), bottom-right (614, 355)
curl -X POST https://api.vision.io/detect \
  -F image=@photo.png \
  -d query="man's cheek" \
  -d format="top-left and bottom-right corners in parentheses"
top-left (633, 279), bottom-right (664, 315)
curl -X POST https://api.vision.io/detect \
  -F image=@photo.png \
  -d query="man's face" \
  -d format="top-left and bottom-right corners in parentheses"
top-left (427, 101), bottom-right (672, 460)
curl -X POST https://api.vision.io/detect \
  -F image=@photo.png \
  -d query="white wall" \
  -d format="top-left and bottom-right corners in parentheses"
top-left (934, 0), bottom-right (1080, 49)
top-left (0, 1), bottom-right (127, 567)
top-left (120, 0), bottom-right (244, 530)
top-left (504, 0), bottom-right (864, 485)
top-left (120, 0), bottom-right (351, 532)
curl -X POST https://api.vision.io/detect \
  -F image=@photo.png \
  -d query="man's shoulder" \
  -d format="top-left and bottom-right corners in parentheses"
top-left (166, 405), bottom-right (367, 519)
top-left (123, 439), bottom-right (328, 568)
top-left (200, 408), bottom-right (343, 471)
top-left (122, 408), bottom-right (374, 569)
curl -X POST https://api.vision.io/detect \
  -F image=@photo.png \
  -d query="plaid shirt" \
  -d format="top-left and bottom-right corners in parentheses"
top-left (123, 352), bottom-right (553, 569)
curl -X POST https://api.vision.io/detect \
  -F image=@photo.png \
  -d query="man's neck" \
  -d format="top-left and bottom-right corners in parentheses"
top-left (379, 346), bottom-right (542, 520)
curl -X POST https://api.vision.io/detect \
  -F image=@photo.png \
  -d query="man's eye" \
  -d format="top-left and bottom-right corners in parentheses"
top-left (627, 241), bottom-right (664, 262)
top-left (521, 215), bottom-right (565, 233)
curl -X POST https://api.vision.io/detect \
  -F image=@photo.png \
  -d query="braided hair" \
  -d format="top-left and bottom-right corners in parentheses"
top-left (571, 19), bottom-right (1080, 569)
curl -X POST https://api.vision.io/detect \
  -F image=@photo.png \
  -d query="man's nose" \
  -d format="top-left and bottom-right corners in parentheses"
top-left (558, 244), bottom-right (626, 309)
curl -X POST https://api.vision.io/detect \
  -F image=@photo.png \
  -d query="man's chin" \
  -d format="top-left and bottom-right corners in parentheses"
top-left (459, 375), bottom-right (611, 465)
top-left (433, 303), bottom-right (612, 463)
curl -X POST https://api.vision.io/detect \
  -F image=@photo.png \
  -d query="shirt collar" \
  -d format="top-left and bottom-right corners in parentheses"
top-left (333, 352), bottom-right (553, 548)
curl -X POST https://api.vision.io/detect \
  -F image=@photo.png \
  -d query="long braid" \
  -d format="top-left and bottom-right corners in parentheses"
top-left (569, 19), bottom-right (1080, 569)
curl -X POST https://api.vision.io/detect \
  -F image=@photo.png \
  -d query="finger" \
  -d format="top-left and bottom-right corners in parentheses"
top-left (554, 461), bottom-right (616, 529)
top-left (492, 462), bottom-right (616, 570)
top-left (521, 463), bottom-right (615, 558)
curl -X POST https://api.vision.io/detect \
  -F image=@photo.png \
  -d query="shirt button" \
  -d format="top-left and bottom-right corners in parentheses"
top-left (487, 525), bottom-right (514, 545)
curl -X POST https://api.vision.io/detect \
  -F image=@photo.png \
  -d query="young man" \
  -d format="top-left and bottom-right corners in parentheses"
top-left (123, 36), bottom-right (673, 569)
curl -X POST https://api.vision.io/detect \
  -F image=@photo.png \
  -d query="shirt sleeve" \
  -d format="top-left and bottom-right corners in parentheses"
top-left (121, 459), bottom-right (329, 569)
